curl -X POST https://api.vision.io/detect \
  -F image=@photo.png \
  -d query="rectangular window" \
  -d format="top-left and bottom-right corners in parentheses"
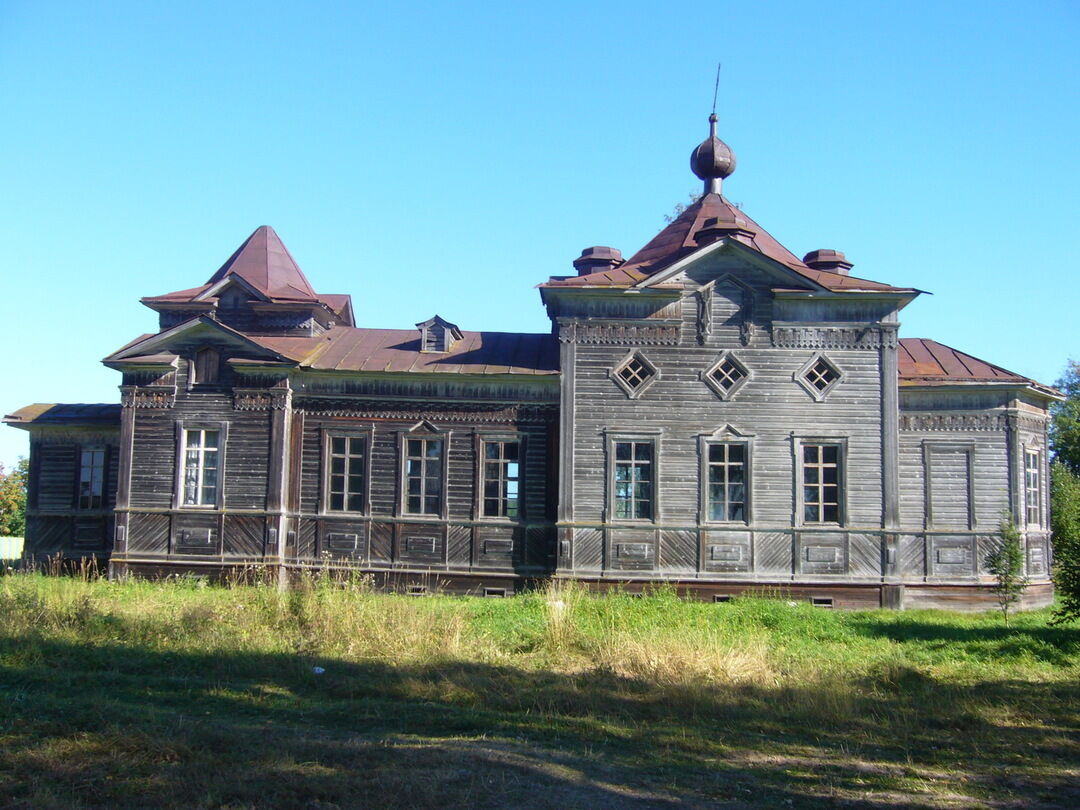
top-left (482, 440), bottom-right (520, 518)
top-left (182, 429), bottom-right (220, 506)
top-left (613, 440), bottom-right (653, 520)
top-left (1025, 450), bottom-right (1041, 526)
top-left (405, 437), bottom-right (443, 515)
top-left (77, 447), bottom-right (106, 510)
top-left (327, 436), bottom-right (366, 513)
top-left (803, 443), bottom-right (842, 523)
top-left (706, 443), bottom-right (746, 522)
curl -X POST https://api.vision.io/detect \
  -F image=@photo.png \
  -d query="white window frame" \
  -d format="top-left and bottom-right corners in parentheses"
top-left (793, 435), bottom-right (848, 527)
top-left (174, 422), bottom-right (228, 509)
top-left (609, 350), bottom-right (660, 399)
top-left (476, 434), bottom-right (525, 521)
top-left (1024, 446), bottom-right (1042, 528)
top-left (604, 428), bottom-right (662, 523)
top-left (794, 353), bottom-right (844, 402)
top-left (698, 432), bottom-right (752, 525)
top-left (398, 424), bottom-right (450, 519)
top-left (321, 427), bottom-right (374, 515)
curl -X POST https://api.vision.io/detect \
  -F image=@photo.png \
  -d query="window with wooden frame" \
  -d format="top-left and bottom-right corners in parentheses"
top-left (800, 442), bottom-right (843, 524)
top-left (180, 427), bottom-right (223, 507)
top-left (612, 439), bottom-right (655, 521)
top-left (1025, 449), bottom-right (1041, 526)
top-left (704, 442), bottom-right (748, 523)
top-left (481, 439), bottom-right (521, 519)
top-left (77, 446), bottom-right (107, 510)
top-left (324, 434), bottom-right (369, 514)
top-left (403, 436), bottom-right (444, 516)
top-left (192, 347), bottom-right (220, 385)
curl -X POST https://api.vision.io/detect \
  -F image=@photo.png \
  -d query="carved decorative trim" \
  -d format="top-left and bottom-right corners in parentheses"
top-left (695, 283), bottom-right (713, 346)
top-left (233, 388), bottom-right (291, 411)
top-left (558, 321), bottom-right (680, 345)
top-left (1015, 414), bottom-right (1049, 433)
top-left (297, 399), bottom-right (558, 424)
top-left (120, 386), bottom-right (175, 409)
top-left (900, 413), bottom-right (1006, 432)
top-left (772, 326), bottom-right (898, 350)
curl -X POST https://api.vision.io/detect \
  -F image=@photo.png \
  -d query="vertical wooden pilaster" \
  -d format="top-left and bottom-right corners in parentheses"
top-left (267, 385), bottom-right (292, 588)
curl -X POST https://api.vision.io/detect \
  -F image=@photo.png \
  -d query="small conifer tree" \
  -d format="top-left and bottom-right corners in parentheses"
top-left (1050, 461), bottom-right (1080, 624)
top-left (986, 516), bottom-right (1028, 626)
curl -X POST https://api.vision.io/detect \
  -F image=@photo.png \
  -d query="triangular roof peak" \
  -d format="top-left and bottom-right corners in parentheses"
top-left (206, 225), bottom-right (318, 301)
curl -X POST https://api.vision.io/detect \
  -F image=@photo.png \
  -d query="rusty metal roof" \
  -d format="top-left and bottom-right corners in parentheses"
top-left (3, 403), bottom-right (121, 428)
top-left (544, 193), bottom-right (911, 293)
top-left (143, 226), bottom-right (352, 309)
top-left (254, 327), bottom-right (559, 376)
top-left (898, 338), bottom-right (1059, 397)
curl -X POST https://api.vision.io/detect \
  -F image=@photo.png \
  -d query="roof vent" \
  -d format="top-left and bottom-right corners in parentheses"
top-left (416, 315), bottom-right (462, 353)
top-left (573, 246), bottom-right (623, 276)
top-left (803, 250), bottom-right (853, 276)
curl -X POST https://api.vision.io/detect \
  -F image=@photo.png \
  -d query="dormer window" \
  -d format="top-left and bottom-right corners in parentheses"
top-left (416, 315), bottom-right (462, 354)
top-left (193, 347), bottom-right (220, 385)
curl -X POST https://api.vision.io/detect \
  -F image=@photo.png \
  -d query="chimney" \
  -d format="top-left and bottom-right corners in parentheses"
top-left (573, 246), bottom-right (623, 276)
top-left (803, 249), bottom-right (854, 276)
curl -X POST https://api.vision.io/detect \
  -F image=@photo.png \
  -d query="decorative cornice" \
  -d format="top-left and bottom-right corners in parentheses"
top-left (772, 325), bottom-right (898, 350)
top-left (1014, 413), bottom-right (1050, 434)
top-left (297, 399), bottom-right (558, 424)
top-left (900, 412), bottom-right (1006, 432)
top-left (558, 320), bottom-right (680, 345)
top-left (233, 387), bottom-right (291, 411)
top-left (120, 386), bottom-right (175, 409)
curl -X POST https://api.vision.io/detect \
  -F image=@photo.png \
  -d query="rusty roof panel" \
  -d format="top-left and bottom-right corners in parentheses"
top-left (899, 339), bottom-right (1035, 384)
top-left (255, 328), bottom-right (558, 376)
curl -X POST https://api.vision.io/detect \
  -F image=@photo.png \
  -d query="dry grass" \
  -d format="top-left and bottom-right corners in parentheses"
top-left (0, 570), bottom-right (1078, 808)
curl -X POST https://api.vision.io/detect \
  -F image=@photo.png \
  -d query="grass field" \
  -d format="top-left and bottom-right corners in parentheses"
top-left (1, 570), bottom-right (1078, 809)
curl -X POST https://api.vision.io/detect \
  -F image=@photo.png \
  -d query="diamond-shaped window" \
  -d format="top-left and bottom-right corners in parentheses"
top-left (702, 353), bottom-right (750, 400)
top-left (611, 352), bottom-right (658, 398)
top-left (795, 354), bottom-right (843, 401)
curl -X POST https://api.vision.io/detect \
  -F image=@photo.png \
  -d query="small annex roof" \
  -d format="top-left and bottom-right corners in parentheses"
top-left (898, 338), bottom-right (1061, 398)
top-left (3, 403), bottom-right (121, 429)
top-left (544, 193), bottom-right (911, 293)
top-left (252, 327), bottom-right (558, 376)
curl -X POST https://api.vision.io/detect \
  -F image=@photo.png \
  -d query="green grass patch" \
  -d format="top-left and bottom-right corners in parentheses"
top-left (1, 572), bottom-right (1078, 808)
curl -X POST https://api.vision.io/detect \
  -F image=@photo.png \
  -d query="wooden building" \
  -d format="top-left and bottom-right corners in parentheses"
top-left (5, 118), bottom-right (1060, 609)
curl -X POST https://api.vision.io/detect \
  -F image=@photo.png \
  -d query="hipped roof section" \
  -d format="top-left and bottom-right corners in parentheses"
top-left (898, 338), bottom-right (1061, 398)
top-left (544, 193), bottom-right (912, 293)
top-left (141, 226), bottom-right (350, 315)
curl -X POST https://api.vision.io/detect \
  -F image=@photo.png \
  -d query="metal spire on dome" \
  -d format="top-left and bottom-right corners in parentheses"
top-left (690, 113), bottom-right (737, 196)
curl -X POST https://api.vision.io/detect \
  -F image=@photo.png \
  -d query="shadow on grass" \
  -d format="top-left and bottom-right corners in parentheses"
top-left (1, 629), bottom-right (1079, 810)
top-left (848, 614), bottom-right (1080, 667)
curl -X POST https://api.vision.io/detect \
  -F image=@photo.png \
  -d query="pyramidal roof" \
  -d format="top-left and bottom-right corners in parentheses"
top-left (206, 225), bottom-right (318, 300)
top-left (545, 193), bottom-right (908, 292)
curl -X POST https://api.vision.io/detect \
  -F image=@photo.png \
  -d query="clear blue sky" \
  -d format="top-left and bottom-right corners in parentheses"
top-left (2, 0), bottom-right (1078, 467)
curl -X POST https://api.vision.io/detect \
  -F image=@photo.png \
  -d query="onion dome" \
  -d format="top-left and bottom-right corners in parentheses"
top-left (690, 113), bottom-right (736, 195)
